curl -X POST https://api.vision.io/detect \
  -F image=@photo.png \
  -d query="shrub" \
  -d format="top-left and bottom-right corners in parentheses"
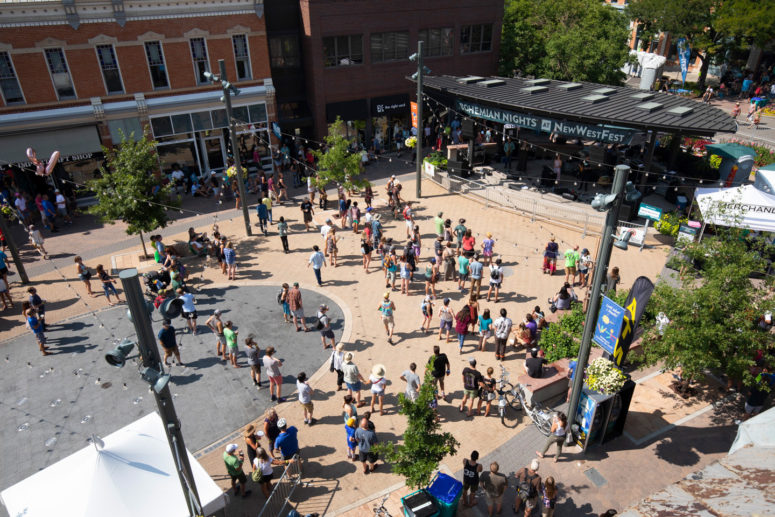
top-left (654, 211), bottom-right (688, 237)
top-left (424, 151), bottom-right (447, 170)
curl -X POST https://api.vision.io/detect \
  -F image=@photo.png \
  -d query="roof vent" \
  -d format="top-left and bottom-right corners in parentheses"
top-left (521, 86), bottom-right (549, 94)
top-left (592, 87), bottom-right (617, 96)
top-left (556, 82), bottom-right (582, 91)
top-left (581, 95), bottom-right (609, 104)
top-left (477, 79), bottom-right (506, 88)
top-left (666, 106), bottom-right (694, 117)
top-left (636, 102), bottom-right (663, 113)
top-left (525, 78), bottom-right (550, 86)
top-left (631, 92), bottom-right (655, 101)
top-left (457, 76), bottom-right (485, 84)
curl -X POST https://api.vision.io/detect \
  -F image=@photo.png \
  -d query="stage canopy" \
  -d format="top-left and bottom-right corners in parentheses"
top-left (1, 412), bottom-right (227, 517)
top-left (696, 182), bottom-right (775, 232)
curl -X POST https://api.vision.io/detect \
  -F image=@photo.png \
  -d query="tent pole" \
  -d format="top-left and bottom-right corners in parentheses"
top-left (698, 221), bottom-right (707, 241)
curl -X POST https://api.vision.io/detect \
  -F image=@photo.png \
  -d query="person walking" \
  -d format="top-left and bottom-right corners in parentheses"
top-left (455, 303), bottom-right (472, 353)
top-left (493, 308), bottom-right (513, 361)
top-left (480, 462), bottom-right (507, 517)
top-left (424, 258), bottom-right (439, 299)
top-left (256, 200), bottom-right (269, 235)
top-left (361, 234), bottom-right (373, 272)
top-left (459, 358), bottom-right (483, 417)
top-left (28, 225), bottom-right (48, 259)
top-left (223, 444), bottom-right (251, 498)
top-left (27, 308), bottom-right (49, 356)
top-left (478, 308), bottom-right (493, 351)
top-left (378, 292), bottom-right (396, 343)
top-left (402, 201), bottom-right (414, 238)
top-left (343, 352), bottom-right (368, 407)
top-left (469, 253), bottom-right (484, 299)
top-left (205, 309), bottom-right (228, 361)
top-left (176, 288), bottom-right (198, 334)
top-left (399, 254), bottom-right (411, 295)
top-left (384, 249), bottom-right (398, 290)
top-left (288, 282), bottom-right (309, 332)
top-left (317, 304), bottom-right (336, 349)
top-left (27, 287), bottom-right (46, 330)
top-left (428, 345), bottom-right (451, 400)
top-left (540, 476), bottom-right (558, 517)
top-left (543, 237), bottom-right (559, 275)
top-left (536, 412), bottom-right (567, 462)
top-left (157, 319), bottom-right (183, 366)
top-left (296, 372), bottom-right (315, 425)
top-left (223, 320), bottom-right (240, 368)
top-left (514, 459), bottom-right (542, 517)
top-left (331, 342), bottom-right (345, 391)
top-left (263, 346), bottom-right (284, 402)
top-left (277, 216), bottom-right (290, 253)
top-left (462, 451), bottom-right (483, 507)
top-left (350, 201), bottom-right (361, 234)
top-left (369, 364), bottom-right (387, 415)
top-left (0, 275), bottom-right (12, 310)
top-left (486, 258), bottom-right (504, 302)
top-left (95, 264), bottom-right (122, 306)
top-left (326, 227), bottom-right (339, 267)
top-left (262, 193), bottom-right (273, 224)
top-left (245, 334), bottom-right (261, 387)
top-left (354, 417), bottom-right (379, 474)
top-left (438, 297), bottom-right (454, 342)
top-left (420, 295), bottom-right (434, 333)
top-left (300, 197), bottom-right (314, 232)
top-left (400, 363), bottom-right (421, 402)
top-left (308, 245), bottom-right (325, 286)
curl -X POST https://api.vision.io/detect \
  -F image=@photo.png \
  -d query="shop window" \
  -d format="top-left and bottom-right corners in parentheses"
top-left (151, 116), bottom-right (173, 138)
top-left (96, 44), bottom-right (123, 94)
top-left (460, 24), bottom-right (493, 54)
top-left (419, 28), bottom-right (453, 57)
top-left (171, 114), bottom-right (193, 134)
top-left (370, 31), bottom-right (409, 63)
top-left (191, 111), bottom-right (213, 131)
top-left (323, 35), bottom-right (363, 67)
top-left (211, 109), bottom-right (228, 128)
top-left (0, 52), bottom-right (24, 104)
top-left (107, 118), bottom-right (143, 141)
top-left (232, 106), bottom-right (249, 125)
top-left (190, 38), bottom-right (210, 85)
top-left (144, 41), bottom-right (169, 89)
top-left (269, 35), bottom-right (300, 68)
top-left (232, 35), bottom-right (252, 80)
top-left (248, 103), bottom-right (267, 124)
top-left (44, 48), bottom-right (76, 99)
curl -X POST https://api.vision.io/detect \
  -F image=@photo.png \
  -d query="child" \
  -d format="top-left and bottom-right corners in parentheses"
top-left (345, 416), bottom-right (358, 461)
top-left (28, 225), bottom-right (48, 259)
top-left (421, 295), bottom-right (434, 333)
top-left (95, 264), bottom-right (122, 306)
top-left (27, 287), bottom-right (45, 330)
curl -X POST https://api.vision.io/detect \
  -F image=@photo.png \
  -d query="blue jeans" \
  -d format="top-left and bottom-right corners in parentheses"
top-left (313, 268), bottom-right (322, 286)
top-left (458, 332), bottom-right (465, 350)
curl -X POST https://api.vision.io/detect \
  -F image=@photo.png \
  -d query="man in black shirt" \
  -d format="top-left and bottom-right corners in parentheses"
top-left (300, 197), bottom-right (314, 231)
top-left (459, 357), bottom-right (484, 417)
top-left (525, 348), bottom-right (546, 379)
top-left (428, 345), bottom-right (451, 400)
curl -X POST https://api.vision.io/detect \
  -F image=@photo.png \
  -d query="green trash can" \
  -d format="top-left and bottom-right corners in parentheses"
top-left (402, 489), bottom-right (440, 517)
top-left (426, 472), bottom-right (463, 517)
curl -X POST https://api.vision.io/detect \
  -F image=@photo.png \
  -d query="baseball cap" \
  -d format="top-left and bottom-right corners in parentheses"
top-left (225, 443), bottom-right (238, 453)
top-left (319, 304), bottom-right (328, 310)
top-left (214, 309), bottom-right (222, 315)
top-left (366, 207), bottom-right (373, 212)
top-left (163, 319), bottom-right (171, 326)
top-left (468, 357), bottom-right (477, 365)
top-left (277, 418), bottom-right (287, 428)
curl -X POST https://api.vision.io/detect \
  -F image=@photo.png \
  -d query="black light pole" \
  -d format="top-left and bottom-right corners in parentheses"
top-left (117, 269), bottom-right (202, 516)
top-left (207, 60), bottom-right (253, 237)
top-left (0, 214), bottom-right (29, 284)
top-left (566, 165), bottom-right (630, 428)
top-left (410, 42), bottom-right (428, 199)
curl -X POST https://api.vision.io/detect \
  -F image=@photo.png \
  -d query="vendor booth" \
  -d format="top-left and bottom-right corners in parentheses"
top-left (696, 181), bottom-right (775, 232)
top-left (0, 412), bottom-right (227, 517)
top-left (705, 143), bottom-right (756, 188)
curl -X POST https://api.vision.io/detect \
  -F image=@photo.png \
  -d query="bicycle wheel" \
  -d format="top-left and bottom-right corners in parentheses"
top-left (501, 382), bottom-right (519, 408)
top-left (534, 411), bottom-right (554, 436)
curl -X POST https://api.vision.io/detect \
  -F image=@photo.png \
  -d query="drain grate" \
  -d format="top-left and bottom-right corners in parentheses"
top-left (584, 467), bottom-right (608, 487)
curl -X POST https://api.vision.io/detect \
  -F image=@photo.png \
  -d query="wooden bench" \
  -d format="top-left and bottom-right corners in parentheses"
top-left (517, 348), bottom-right (605, 405)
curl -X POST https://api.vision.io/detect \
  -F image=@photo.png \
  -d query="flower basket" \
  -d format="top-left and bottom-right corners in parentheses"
top-left (225, 165), bottom-right (248, 179)
top-left (405, 136), bottom-right (417, 149)
top-left (584, 357), bottom-right (627, 395)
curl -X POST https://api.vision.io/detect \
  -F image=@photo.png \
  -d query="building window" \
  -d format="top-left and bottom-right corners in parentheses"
top-left (96, 44), bottom-right (123, 94)
top-left (370, 31), bottom-right (409, 63)
top-left (232, 35), bottom-right (252, 80)
top-left (44, 48), bottom-right (76, 99)
top-left (323, 35), bottom-right (363, 67)
top-left (0, 52), bottom-right (24, 104)
top-left (269, 36), bottom-right (299, 68)
top-left (144, 41), bottom-right (169, 89)
top-left (190, 38), bottom-right (210, 85)
top-left (460, 24), bottom-right (493, 54)
top-left (419, 28), bottom-right (454, 57)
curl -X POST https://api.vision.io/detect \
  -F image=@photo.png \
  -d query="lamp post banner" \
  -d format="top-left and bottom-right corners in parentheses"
top-left (613, 276), bottom-right (655, 366)
top-left (455, 99), bottom-right (636, 144)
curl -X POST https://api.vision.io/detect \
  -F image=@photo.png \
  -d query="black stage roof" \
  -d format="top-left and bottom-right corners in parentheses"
top-left (421, 75), bottom-right (737, 137)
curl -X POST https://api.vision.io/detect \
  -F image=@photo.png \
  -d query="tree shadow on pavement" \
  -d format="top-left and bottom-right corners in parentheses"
top-left (552, 496), bottom-right (597, 517)
top-left (301, 444), bottom-right (336, 460)
top-left (653, 424), bottom-right (736, 467)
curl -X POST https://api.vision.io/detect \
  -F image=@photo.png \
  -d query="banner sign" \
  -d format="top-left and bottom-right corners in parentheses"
top-left (613, 276), bottom-right (655, 367)
top-left (637, 202), bottom-right (663, 221)
top-left (593, 296), bottom-right (626, 355)
top-left (676, 223), bottom-right (698, 246)
top-left (455, 99), bottom-right (636, 144)
top-left (677, 38), bottom-right (691, 85)
top-left (272, 122), bottom-right (282, 140)
top-left (410, 102), bottom-right (418, 129)
top-left (616, 225), bottom-right (646, 246)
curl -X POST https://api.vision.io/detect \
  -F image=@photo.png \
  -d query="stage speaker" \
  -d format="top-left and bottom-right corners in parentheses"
top-left (461, 119), bottom-right (475, 139)
top-left (448, 160), bottom-right (470, 177)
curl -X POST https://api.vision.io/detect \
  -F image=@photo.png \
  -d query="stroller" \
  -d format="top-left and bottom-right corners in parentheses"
top-left (143, 270), bottom-right (170, 299)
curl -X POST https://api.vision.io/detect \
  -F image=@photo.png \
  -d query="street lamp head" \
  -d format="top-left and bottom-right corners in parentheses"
top-left (423, 66), bottom-right (431, 75)
top-left (126, 301), bottom-right (154, 323)
top-left (229, 85), bottom-right (241, 96)
top-left (624, 181), bottom-right (642, 204)
top-left (591, 192), bottom-right (618, 212)
top-left (203, 71), bottom-right (218, 81)
top-left (411, 72), bottom-right (419, 81)
top-left (612, 229), bottom-right (632, 250)
top-left (409, 52), bottom-right (419, 62)
top-left (140, 366), bottom-right (171, 394)
top-left (105, 339), bottom-right (136, 368)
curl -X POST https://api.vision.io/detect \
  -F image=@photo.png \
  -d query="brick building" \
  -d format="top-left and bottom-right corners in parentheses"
top-left (264, 0), bottom-right (503, 143)
top-left (0, 0), bottom-right (276, 192)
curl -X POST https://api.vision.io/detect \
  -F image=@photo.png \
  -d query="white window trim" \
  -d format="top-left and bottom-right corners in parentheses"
top-left (144, 40), bottom-right (170, 90)
top-left (232, 34), bottom-right (252, 81)
top-left (0, 51), bottom-right (26, 105)
top-left (94, 44), bottom-right (125, 96)
top-left (190, 38), bottom-right (211, 86)
top-left (44, 47), bottom-right (78, 101)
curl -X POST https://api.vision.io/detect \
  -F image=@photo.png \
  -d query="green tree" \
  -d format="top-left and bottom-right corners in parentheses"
top-left (372, 368), bottom-right (459, 489)
top-left (638, 229), bottom-right (774, 390)
top-left (312, 117), bottom-right (369, 193)
top-left (499, 0), bottom-right (632, 85)
top-left (87, 131), bottom-right (179, 258)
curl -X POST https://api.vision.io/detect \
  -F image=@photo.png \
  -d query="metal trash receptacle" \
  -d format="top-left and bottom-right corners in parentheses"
top-left (402, 489), bottom-right (440, 517)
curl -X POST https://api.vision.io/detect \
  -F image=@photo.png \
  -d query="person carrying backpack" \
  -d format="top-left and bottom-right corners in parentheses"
top-left (487, 258), bottom-right (504, 303)
top-left (514, 459), bottom-right (542, 516)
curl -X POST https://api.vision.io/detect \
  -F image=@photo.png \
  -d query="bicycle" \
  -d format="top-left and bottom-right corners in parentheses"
top-left (373, 493), bottom-right (392, 517)
top-left (514, 383), bottom-right (555, 436)
top-left (496, 364), bottom-right (519, 425)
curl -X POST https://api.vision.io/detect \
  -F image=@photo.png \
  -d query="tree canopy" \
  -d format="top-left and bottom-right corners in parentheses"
top-left (87, 131), bottom-right (179, 257)
top-left (499, 0), bottom-right (632, 85)
top-left (312, 117), bottom-right (369, 193)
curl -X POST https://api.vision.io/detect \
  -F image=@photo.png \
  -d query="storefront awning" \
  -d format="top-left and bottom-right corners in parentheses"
top-left (1, 125), bottom-right (102, 165)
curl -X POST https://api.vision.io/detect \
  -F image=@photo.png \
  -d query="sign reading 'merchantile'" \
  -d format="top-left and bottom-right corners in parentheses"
top-left (456, 100), bottom-right (636, 144)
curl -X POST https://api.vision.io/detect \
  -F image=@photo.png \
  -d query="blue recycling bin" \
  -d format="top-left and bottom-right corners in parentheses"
top-left (426, 473), bottom-right (462, 517)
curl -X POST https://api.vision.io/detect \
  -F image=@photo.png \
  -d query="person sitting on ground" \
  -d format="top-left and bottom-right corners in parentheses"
top-left (525, 348), bottom-right (547, 379)
top-left (552, 285), bottom-right (577, 310)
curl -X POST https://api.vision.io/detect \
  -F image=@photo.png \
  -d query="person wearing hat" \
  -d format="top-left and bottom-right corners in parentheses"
top-left (342, 352), bottom-right (368, 407)
top-left (345, 416), bottom-right (358, 460)
top-left (564, 245), bottom-right (580, 285)
top-left (274, 418), bottom-right (299, 461)
top-left (454, 219), bottom-right (467, 252)
top-left (378, 292), bottom-right (397, 343)
top-left (317, 304), bottom-right (335, 349)
top-left (514, 459), bottom-right (541, 516)
top-left (331, 342), bottom-right (345, 391)
top-left (578, 248), bottom-right (592, 288)
top-left (369, 364), bottom-right (387, 415)
top-left (54, 189), bottom-right (72, 224)
top-left (223, 444), bottom-right (251, 498)
top-left (158, 318), bottom-right (183, 367)
top-left (434, 211), bottom-right (445, 238)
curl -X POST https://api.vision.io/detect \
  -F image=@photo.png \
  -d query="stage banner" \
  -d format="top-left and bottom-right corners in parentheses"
top-left (677, 38), bottom-right (691, 85)
top-left (411, 102), bottom-right (418, 129)
top-left (613, 276), bottom-right (655, 366)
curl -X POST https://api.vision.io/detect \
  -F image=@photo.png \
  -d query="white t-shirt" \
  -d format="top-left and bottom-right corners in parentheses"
top-left (179, 293), bottom-right (196, 313)
top-left (171, 169), bottom-right (184, 181)
top-left (320, 224), bottom-right (331, 239)
top-left (309, 251), bottom-right (325, 269)
top-left (493, 317), bottom-right (513, 339)
top-left (14, 197), bottom-right (26, 211)
top-left (252, 457), bottom-right (273, 476)
top-left (297, 380), bottom-right (312, 403)
top-left (369, 374), bottom-right (386, 394)
top-left (55, 193), bottom-right (67, 209)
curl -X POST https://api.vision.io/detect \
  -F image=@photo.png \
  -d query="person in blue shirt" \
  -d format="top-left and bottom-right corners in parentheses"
top-left (27, 308), bottom-right (49, 356)
top-left (41, 195), bottom-right (58, 233)
top-left (371, 214), bottom-right (383, 248)
top-left (566, 360), bottom-right (578, 402)
top-left (0, 249), bottom-right (10, 289)
top-left (256, 201), bottom-right (269, 235)
top-left (274, 418), bottom-right (299, 460)
top-left (27, 287), bottom-right (45, 330)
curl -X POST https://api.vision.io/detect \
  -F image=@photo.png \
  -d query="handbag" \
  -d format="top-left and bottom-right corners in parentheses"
top-left (550, 303), bottom-right (558, 313)
top-left (329, 351), bottom-right (336, 373)
top-left (251, 469), bottom-right (261, 482)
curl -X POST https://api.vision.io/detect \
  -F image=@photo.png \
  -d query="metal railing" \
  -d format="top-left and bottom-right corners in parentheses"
top-left (257, 454), bottom-right (303, 517)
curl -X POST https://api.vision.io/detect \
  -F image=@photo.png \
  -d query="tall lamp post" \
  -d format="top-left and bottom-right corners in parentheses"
top-left (566, 165), bottom-right (636, 432)
top-left (205, 60), bottom-right (253, 237)
top-left (106, 269), bottom-right (202, 516)
top-left (409, 42), bottom-right (430, 199)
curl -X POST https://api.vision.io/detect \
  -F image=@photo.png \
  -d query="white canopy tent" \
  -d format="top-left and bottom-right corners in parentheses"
top-left (695, 182), bottom-right (775, 233)
top-left (1, 412), bottom-right (228, 517)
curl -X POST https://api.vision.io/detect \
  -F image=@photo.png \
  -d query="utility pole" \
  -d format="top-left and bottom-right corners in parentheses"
top-left (0, 214), bottom-right (29, 284)
top-left (119, 269), bottom-right (202, 516)
top-left (218, 59), bottom-right (253, 237)
top-left (566, 165), bottom-right (629, 429)
top-left (414, 41), bottom-right (424, 199)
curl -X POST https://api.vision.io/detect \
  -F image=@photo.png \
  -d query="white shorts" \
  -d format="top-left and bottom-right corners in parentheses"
top-left (405, 219), bottom-right (412, 228)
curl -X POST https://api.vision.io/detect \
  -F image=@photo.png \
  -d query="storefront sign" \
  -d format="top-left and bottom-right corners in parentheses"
top-left (455, 100), bottom-right (636, 144)
top-left (372, 94), bottom-right (409, 117)
top-left (593, 296), bottom-right (626, 355)
top-left (12, 152), bottom-right (97, 168)
top-left (423, 160), bottom-right (436, 178)
top-left (637, 202), bottom-right (663, 221)
top-left (411, 102), bottom-right (418, 129)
